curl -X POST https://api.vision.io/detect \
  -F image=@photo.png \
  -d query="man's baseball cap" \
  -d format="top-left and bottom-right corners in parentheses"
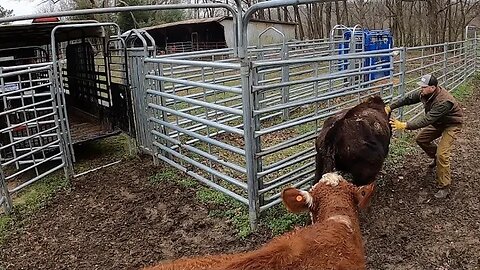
top-left (417, 74), bottom-right (438, 87)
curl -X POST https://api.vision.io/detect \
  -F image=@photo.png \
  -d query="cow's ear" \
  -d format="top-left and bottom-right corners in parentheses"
top-left (355, 183), bottom-right (375, 209)
top-left (281, 187), bottom-right (311, 213)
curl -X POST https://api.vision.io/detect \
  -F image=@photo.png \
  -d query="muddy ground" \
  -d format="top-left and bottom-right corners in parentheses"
top-left (1, 90), bottom-right (479, 269)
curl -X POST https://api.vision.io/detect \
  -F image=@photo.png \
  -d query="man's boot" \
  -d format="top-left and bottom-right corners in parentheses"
top-left (434, 188), bottom-right (450, 199)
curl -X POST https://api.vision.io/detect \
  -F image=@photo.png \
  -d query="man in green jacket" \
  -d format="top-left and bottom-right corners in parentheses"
top-left (385, 74), bottom-right (463, 198)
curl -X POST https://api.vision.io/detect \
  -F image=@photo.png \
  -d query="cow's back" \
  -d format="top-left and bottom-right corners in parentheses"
top-left (314, 96), bottom-right (391, 186)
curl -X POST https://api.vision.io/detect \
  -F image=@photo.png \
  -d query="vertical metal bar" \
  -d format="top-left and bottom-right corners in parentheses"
top-left (387, 50), bottom-right (395, 98)
top-left (103, 37), bottom-right (114, 108)
top-left (142, 56), bottom-right (155, 159)
top-left (475, 31), bottom-right (478, 70)
top-left (1, 72), bottom-right (19, 170)
top-left (51, 33), bottom-right (74, 175)
top-left (0, 68), bottom-right (12, 211)
top-left (281, 41), bottom-right (290, 120)
top-left (142, 56), bottom-right (150, 153)
top-left (47, 67), bottom-right (69, 182)
top-left (239, 22), bottom-right (259, 230)
top-left (399, 47), bottom-right (407, 120)
top-left (201, 66), bottom-right (214, 182)
top-left (235, 0), bottom-right (242, 57)
top-left (132, 54), bottom-right (142, 150)
top-left (251, 65), bottom-right (264, 215)
top-left (328, 28), bottom-right (336, 98)
top-left (421, 47), bottom-right (425, 77)
top-left (157, 62), bottom-right (171, 160)
top-left (443, 43), bottom-right (448, 85)
top-left (0, 165), bottom-right (12, 214)
top-left (464, 40), bottom-right (468, 81)
top-left (170, 62), bottom-right (182, 166)
top-left (313, 61), bottom-right (319, 131)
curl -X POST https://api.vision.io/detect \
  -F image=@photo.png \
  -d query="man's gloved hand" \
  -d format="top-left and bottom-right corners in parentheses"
top-left (384, 105), bottom-right (391, 115)
top-left (389, 118), bottom-right (407, 131)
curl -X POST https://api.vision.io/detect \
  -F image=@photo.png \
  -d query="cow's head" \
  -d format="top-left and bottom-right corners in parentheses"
top-left (281, 173), bottom-right (374, 223)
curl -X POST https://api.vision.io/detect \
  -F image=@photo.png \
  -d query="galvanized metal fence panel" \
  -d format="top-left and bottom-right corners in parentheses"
top-left (251, 49), bottom-right (402, 210)
top-left (125, 29), bottom-right (157, 153)
top-left (400, 40), bottom-right (479, 121)
top-left (136, 33), bottom-right (479, 228)
top-left (0, 64), bottom-right (69, 213)
top-left (144, 57), bottom-right (248, 203)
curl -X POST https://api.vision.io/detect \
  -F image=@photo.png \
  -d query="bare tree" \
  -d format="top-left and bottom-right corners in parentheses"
top-left (0, 5), bottom-right (14, 19)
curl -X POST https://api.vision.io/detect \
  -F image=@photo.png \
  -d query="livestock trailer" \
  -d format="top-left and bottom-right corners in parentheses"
top-left (0, 19), bottom-right (133, 168)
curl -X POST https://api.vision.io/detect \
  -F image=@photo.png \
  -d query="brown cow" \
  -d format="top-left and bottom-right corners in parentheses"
top-left (314, 95), bottom-right (391, 186)
top-left (143, 172), bottom-right (374, 270)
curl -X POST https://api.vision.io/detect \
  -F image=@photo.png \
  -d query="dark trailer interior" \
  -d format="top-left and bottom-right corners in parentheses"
top-left (0, 20), bottom-right (131, 162)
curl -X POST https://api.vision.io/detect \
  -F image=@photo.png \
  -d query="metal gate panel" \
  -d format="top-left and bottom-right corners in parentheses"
top-left (0, 63), bottom-right (68, 213)
top-left (125, 29), bottom-right (156, 153)
top-left (108, 37), bottom-right (136, 137)
top-left (144, 56), bottom-right (247, 203)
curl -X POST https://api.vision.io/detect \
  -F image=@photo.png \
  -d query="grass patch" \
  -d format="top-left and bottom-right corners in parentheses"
top-left (0, 133), bottom-right (132, 245)
top-left (148, 170), bottom-right (198, 188)
top-left (262, 205), bottom-right (309, 236)
top-left (74, 133), bottom-right (133, 160)
top-left (451, 74), bottom-right (479, 101)
top-left (386, 132), bottom-right (417, 164)
top-left (149, 167), bottom-right (198, 188)
top-left (12, 174), bottom-right (68, 213)
top-left (0, 172), bottom-right (69, 244)
top-left (73, 133), bottom-right (135, 174)
top-left (195, 186), bottom-right (252, 238)
top-left (149, 165), bottom-right (309, 238)
top-left (0, 215), bottom-right (13, 244)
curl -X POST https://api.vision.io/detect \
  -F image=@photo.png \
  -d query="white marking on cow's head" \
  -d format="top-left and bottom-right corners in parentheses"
top-left (318, 172), bottom-right (342, 186)
top-left (327, 215), bottom-right (353, 233)
top-left (299, 190), bottom-right (313, 208)
top-left (305, 173), bottom-right (347, 223)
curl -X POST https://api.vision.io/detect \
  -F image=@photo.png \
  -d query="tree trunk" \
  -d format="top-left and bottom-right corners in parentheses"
top-left (277, 7), bottom-right (282, 21)
top-left (257, 9), bottom-right (265, 20)
top-left (335, 0), bottom-right (341, 25)
top-left (307, 4), bottom-right (315, 38)
top-left (325, 2), bottom-right (332, 37)
top-left (426, 0), bottom-right (439, 44)
top-left (342, 0), bottom-right (350, 26)
top-left (283, 7), bottom-right (289, 22)
top-left (441, 0), bottom-right (449, 43)
top-left (447, 0), bottom-right (452, 41)
top-left (313, 3), bottom-right (322, 38)
top-left (294, 5), bottom-right (305, 39)
top-left (319, 3), bottom-right (324, 38)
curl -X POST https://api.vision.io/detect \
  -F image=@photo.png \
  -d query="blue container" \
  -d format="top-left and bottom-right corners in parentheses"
top-left (339, 29), bottom-right (394, 81)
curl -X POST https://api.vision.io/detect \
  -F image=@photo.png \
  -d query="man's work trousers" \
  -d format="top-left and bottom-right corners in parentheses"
top-left (415, 125), bottom-right (462, 187)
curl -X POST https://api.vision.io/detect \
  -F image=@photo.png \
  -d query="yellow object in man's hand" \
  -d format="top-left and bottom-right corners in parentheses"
top-left (389, 118), bottom-right (407, 131)
top-left (384, 105), bottom-right (391, 115)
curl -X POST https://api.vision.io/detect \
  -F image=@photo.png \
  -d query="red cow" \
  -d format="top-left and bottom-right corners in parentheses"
top-left (143, 172), bottom-right (374, 270)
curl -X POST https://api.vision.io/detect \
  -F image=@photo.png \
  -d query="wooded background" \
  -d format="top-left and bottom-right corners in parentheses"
top-left (1, 0), bottom-right (479, 46)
